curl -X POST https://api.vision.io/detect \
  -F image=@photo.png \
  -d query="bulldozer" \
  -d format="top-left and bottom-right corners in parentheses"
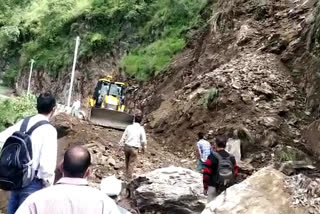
top-left (88, 76), bottom-right (134, 130)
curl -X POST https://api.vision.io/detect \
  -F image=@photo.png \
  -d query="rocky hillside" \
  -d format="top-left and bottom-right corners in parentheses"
top-left (131, 0), bottom-right (320, 161)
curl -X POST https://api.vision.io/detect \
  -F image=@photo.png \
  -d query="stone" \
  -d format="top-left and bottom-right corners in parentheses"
top-left (261, 130), bottom-right (278, 147)
top-left (201, 168), bottom-right (308, 214)
top-left (302, 119), bottom-right (320, 155)
top-left (108, 157), bottom-right (117, 167)
top-left (279, 161), bottom-right (316, 175)
top-left (260, 116), bottom-right (280, 129)
top-left (236, 24), bottom-right (256, 46)
top-left (131, 166), bottom-right (206, 214)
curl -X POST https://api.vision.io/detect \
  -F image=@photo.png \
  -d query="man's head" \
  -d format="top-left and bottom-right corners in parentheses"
top-left (62, 145), bottom-right (91, 178)
top-left (198, 132), bottom-right (205, 140)
top-left (37, 92), bottom-right (56, 116)
top-left (214, 135), bottom-right (227, 149)
top-left (135, 115), bottom-right (142, 123)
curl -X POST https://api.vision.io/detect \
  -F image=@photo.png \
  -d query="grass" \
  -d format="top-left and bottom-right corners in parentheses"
top-left (121, 37), bottom-right (185, 80)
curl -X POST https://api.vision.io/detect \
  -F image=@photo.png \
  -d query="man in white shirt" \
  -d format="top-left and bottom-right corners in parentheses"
top-left (0, 92), bottom-right (57, 214)
top-left (16, 145), bottom-right (121, 214)
top-left (119, 114), bottom-right (147, 179)
top-left (196, 132), bottom-right (211, 172)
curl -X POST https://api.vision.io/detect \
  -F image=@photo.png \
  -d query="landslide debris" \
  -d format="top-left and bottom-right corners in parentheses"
top-left (52, 113), bottom-right (191, 183)
top-left (131, 0), bottom-right (317, 166)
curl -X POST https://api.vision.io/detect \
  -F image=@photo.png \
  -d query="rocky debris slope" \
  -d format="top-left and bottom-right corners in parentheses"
top-left (130, 166), bottom-right (206, 214)
top-left (131, 0), bottom-right (316, 164)
top-left (202, 167), bottom-right (308, 214)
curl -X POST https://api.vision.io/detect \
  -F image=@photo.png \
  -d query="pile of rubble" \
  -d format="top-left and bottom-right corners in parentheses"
top-left (285, 174), bottom-right (320, 214)
top-left (52, 113), bottom-right (192, 184)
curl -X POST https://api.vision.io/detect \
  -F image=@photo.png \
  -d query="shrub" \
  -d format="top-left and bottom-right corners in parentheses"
top-left (199, 88), bottom-right (220, 109)
top-left (0, 94), bottom-right (37, 131)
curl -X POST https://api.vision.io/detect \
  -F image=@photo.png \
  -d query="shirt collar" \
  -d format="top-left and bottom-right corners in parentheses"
top-left (35, 113), bottom-right (50, 121)
top-left (57, 177), bottom-right (88, 186)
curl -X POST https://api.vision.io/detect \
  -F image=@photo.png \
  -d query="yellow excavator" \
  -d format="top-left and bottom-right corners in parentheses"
top-left (88, 76), bottom-right (134, 130)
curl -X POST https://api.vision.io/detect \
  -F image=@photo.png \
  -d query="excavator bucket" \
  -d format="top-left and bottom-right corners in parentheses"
top-left (89, 108), bottom-right (134, 130)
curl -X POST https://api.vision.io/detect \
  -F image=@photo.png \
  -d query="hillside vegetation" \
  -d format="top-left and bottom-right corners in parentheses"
top-left (0, 95), bottom-right (36, 131)
top-left (0, 0), bottom-right (211, 85)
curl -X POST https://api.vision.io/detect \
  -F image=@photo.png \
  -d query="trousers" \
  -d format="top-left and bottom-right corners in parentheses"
top-left (124, 145), bottom-right (139, 179)
top-left (207, 186), bottom-right (217, 203)
top-left (7, 179), bottom-right (43, 214)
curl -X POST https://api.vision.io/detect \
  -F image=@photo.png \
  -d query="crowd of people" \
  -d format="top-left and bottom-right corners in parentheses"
top-left (0, 92), bottom-right (238, 213)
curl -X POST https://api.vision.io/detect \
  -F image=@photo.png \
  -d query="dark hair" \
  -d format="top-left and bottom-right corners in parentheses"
top-left (215, 135), bottom-right (227, 148)
top-left (198, 132), bottom-right (204, 140)
top-left (63, 146), bottom-right (91, 178)
top-left (135, 115), bottom-right (142, 123)
top-left (37, 92), bottom-right (56, 114)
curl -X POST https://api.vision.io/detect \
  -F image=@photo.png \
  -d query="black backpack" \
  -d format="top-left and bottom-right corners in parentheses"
top-left (213, 151), bottom-right (236, 191)
top-left (0, 117), bottom-right (50, 191)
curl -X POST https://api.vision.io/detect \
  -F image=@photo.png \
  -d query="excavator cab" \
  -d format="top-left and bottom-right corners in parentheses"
top-left (88, 76), bottom-right (133, 130)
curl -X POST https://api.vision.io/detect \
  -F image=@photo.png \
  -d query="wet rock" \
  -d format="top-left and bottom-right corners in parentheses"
top-left (202, 168), bottom-right (308, 214)
top-left (131, 166), bottom-right (206, 214)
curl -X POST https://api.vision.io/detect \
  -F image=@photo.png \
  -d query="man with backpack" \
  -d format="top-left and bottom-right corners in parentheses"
top-left (0, 92), bottom-right (57, 214)
top-left (203, 135), bottom-right (238, 203)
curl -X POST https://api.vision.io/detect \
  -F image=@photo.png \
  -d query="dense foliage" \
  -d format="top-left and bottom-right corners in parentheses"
top-left (0, 0), bottom-right (209, 84)
top-left (0, 94), bottom-right (37, 131)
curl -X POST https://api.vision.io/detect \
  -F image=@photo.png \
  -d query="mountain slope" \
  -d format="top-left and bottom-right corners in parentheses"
top-left (134, 0), bottom-right (319, 161)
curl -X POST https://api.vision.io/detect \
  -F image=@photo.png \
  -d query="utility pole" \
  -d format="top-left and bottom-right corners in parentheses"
top-left (67, 36), bottom-right (80, 107)
top-left (27, 59), bottom-right (35, 95)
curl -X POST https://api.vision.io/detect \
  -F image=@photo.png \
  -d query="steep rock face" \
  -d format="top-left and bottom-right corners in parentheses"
top-left (131, 166), bottom-right (206, 214)
top-left (201, 167), bottom-right (308, 214)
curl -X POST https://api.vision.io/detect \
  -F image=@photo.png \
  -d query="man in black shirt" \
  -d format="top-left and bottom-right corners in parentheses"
top-left (203, 136), bottom-right (238, 203)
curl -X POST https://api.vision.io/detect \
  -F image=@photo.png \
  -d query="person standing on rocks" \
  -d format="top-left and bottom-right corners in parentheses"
top-left (15, 145), bottom-right (121, 214)
top-left (119, 113), bottom-right (147, 180)
top-left (196, 132), bottom-right (211, 172)
top-left (203, 135), bottom-right (238, 203)
top-left (0, 92), bottom-right (57, 214)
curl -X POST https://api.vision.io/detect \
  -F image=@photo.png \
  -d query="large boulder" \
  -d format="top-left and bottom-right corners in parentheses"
top-left (202, 167), bottom-right (308, 214)
top-left (131, 166), bottom-right (206, 214)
